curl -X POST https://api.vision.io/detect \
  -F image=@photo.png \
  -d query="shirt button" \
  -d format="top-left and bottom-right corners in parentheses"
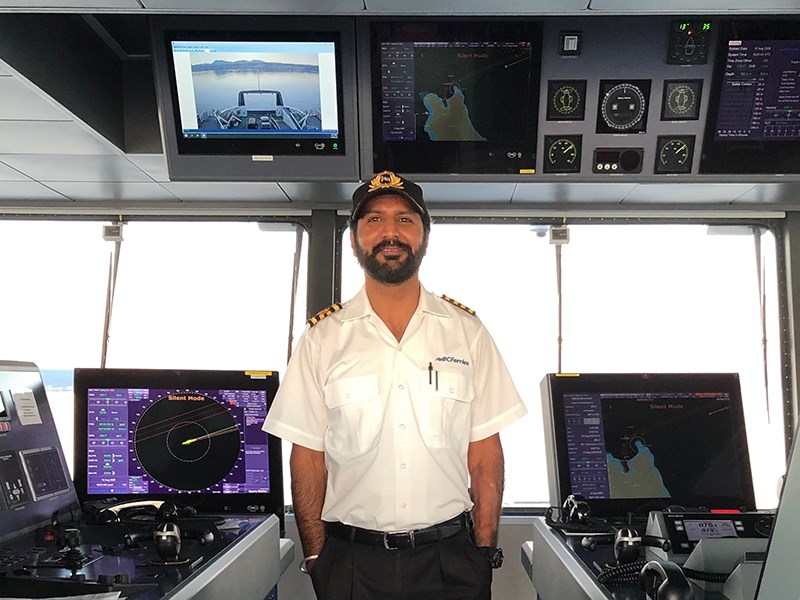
top-left (449, 387), bottom-right (455, 394)
top-left (398, 384), bottom-right (404, 390)
top-left (401, 503), bottom-right (407, 509)
top-left (400, 463), bottom-right (407, 469)
top-left (399, 424), bottom-right (406, 430)
top-left (345, 393), bottom-right (350, 399)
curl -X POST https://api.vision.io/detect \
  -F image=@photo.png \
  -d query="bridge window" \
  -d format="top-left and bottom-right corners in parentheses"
top-left (342, 222), bottom-right (784, 510)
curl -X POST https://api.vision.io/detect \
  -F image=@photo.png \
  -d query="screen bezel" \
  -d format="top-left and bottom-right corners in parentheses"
top-left (73, 368), bottom-right (283, 522)
top-left (368, 19), bottom-right (543, 175)
top-left (150, 15), bottom-right (358, 181)
top-left (541, 373), bottom-right (756, 520)
top-left (700, 18), bottom-right (800, 174)
top-left (163, 32), bottom-right (346, 157)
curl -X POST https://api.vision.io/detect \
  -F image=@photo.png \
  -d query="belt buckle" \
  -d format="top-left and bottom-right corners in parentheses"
top-left (383, 529), bottom-right (414, 550)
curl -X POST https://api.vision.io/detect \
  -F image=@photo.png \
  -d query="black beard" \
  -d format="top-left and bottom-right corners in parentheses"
top-left (354, 238), bottom-right (426, 285)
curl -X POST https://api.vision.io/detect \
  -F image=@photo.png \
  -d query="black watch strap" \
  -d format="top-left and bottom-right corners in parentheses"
top-left (477, 546), bottom-right (504, 568)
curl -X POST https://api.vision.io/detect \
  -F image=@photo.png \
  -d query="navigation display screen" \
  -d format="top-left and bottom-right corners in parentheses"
top-left (73, 369), bottom-right (283, 518)
top-left (714, 39), bottom-right (800, 141)
top-left (542, 373), bottom-right (755, 519)
top-left (85, 386), bottom-right (270, 495)
top-left (700, 18), bottom-right (800, 174)
top-left (370, 20), bottom-right (542, 174)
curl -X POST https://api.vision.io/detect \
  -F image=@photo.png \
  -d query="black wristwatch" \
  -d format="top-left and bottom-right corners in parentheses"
top-left (477, 546), bottom-right (504, 569)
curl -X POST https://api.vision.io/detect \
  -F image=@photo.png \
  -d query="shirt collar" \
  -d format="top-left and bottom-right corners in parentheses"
top-left (341, 284), bottom-right (450, 322)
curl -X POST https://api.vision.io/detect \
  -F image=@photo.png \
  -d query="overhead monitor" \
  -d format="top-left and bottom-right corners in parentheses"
top-left (541, 373), bottom-right (756, 520)
top-left (368, 20), bottom-right (542, 175)
top-left (0, 361), bottom-right (78, 544)
top-left (73, 368), bottom-right (283, 523)
top-left (701, 19), bottom-right (800, 173)
top-left (151, 16), bottom-right (358, 181)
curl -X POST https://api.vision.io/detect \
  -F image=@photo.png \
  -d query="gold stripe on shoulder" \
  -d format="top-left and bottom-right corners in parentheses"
top-left (441, 294), bottom-right (476, 316)
top-left (307, 303), bottom-right (343, 327)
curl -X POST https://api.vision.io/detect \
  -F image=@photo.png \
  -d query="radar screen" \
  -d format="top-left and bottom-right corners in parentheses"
top-left (547, 80), bottom-right (587, 121)
top-left (662, 80), bottom-right (703, 121)
top-left (596, 80), bottom-right (651, 134)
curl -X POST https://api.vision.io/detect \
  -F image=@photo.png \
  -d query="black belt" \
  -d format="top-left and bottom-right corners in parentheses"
top-left (326, 512), bottom-right (469, 550)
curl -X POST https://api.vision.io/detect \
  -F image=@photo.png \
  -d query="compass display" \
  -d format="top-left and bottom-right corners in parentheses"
top-left (662, 80), bottom-right (703, 121)
top-left (597, 80), bottom-right (651, 134)
top-left (547, 80), bottom-right (587, 121)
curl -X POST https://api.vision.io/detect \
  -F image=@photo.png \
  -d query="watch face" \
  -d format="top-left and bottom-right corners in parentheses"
top-left (655, 135), bottom-right (695, 174)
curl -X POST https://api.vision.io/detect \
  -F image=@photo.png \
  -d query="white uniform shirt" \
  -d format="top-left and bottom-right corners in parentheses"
top-left (263, 285), bottom-right (527, 531)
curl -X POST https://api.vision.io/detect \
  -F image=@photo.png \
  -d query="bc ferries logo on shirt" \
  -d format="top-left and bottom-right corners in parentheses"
top-left (435, 356), bottom-right (470, 366)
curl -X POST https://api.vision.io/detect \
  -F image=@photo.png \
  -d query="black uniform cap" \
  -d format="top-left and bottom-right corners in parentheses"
top-left (350, 171), bottom-right (429, 223)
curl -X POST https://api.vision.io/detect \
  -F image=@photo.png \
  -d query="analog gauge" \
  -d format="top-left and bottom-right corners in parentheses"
top-left (547, 80), bottom-right (587, 121)
top-left (543, 135), bottom-right (582, 173)
top-left (662, 80), bottom-right (703, 121)
top-left (655, 135), bottom-right (695, 174)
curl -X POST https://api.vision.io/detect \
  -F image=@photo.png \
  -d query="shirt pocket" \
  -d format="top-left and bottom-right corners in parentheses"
top-left (415, 370), bottom-right (474, 449)
top-left (323, 374), bottom-right (383, 461)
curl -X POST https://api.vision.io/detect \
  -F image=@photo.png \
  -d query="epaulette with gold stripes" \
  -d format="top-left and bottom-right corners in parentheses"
top-left (441, 295), bottom-right (476, 316)
top-left (307, 303), bottom-right (343, 327)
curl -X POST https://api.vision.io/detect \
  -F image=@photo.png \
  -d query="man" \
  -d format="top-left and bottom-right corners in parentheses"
top-left (263, 170), bottom-right (526, 600)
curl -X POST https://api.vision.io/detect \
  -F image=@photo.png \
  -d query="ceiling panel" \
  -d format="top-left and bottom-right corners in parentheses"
top-left (0, 181), bottom-right (69, 201)
top-left (0, 1), bottom-right (141, 7)
top-left (280, 182), bottom-right (360, 205)
top-left (141, 0), bottom-right (363, 12)
top-left (0, 121), bottom-right (120, 155)
top-left (512, 182), bottom-right (638, 203)
top-left (0, 160), bottom-right (30, 181)
top-left (0, 154), bottom-right (153, 183)
top-left (364, 0), bottom-right (589, 13)
top-left (161, 181), bottom-right (288, 202)
top-left (0, 77), bottom-right (71, 121)
top-left (588, 0), bottom-right (800, 11)
top-left (47, 181), bottom-right (176, 202)
top-left (126, 154), bottom-right (170, 182)
top-left (732, 182), bottom-right (800, 205)
top-left (621, 183), bottom-right (757, 204)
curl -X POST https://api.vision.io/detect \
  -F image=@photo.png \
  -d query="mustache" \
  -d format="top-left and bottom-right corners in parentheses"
top-left (371, 239), bottom-right (413, 255)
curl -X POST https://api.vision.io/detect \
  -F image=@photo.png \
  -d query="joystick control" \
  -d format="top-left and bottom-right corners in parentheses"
top-left (154, 523), bottom-right (182, 563)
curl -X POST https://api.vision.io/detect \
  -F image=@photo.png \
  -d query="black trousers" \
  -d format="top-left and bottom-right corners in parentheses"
top-left (310, 529), bottom-right (493, 600)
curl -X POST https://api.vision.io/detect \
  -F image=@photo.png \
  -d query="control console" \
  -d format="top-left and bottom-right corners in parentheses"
top-left (645, 511), bottom-right (774, 564)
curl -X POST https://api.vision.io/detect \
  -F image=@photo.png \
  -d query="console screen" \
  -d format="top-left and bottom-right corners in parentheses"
top-left (370, 20), bottom-right (542, 174)
top-left (73, 369), bottom-right (283, 518)
top-left (542, 373), bottom-right (755, 519)
top-left (714, 39), bottom-right (800, 141)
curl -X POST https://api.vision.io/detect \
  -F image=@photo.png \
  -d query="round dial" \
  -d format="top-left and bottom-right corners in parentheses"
top-left (133, 392), bottom-right (242, 491)
top-left (601, 84), bottom-right (647, 131)
top-left (553, 85), bottom-right (581, 118)
top-left (544, 136), bottom-right (581, 173)
top-left (667, 85), bottom-right (696, 117)
top-left (655, 136), bottom-right (694, 174)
